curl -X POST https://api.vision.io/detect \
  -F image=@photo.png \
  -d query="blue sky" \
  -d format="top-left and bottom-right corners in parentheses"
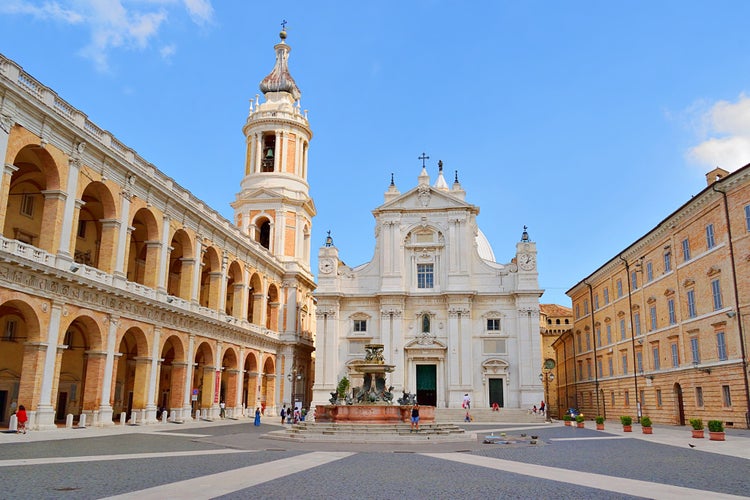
top-left (3, 1), bottom-right (750, 306)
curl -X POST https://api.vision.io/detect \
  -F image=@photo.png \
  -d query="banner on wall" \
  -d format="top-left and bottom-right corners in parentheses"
top-left (214, 370), bottom-right (221, 403)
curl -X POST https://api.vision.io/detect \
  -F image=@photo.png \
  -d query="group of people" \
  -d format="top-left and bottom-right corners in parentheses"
top-left (531, 400), bottom-right (546, 415)
top-left (279, 405), bottom-right (306, 425)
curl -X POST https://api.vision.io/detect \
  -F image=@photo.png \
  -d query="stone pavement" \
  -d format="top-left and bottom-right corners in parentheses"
top-left (1, 418), bottom-right (748, 499)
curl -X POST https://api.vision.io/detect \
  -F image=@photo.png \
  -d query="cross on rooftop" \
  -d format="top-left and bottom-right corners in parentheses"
top-left (281, 19), bottom-right (288, 30)
top-left (418, 152), bottom-right (430, 168)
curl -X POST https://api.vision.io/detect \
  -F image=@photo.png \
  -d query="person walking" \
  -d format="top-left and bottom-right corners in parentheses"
top-left (280, 406), bottom-right (286, 424)
top-left (539, 400), bottom-right (546, 415)
top-left (254, 407), bottom-right (261, 426)
top-left (16, 405), bottom-right (28, 434)
top-left (219, 401), bottom-right (226, 419)
top-left (462, 393), bottom-right (471, 410)
top-left (410, 403), bottom-right (420, 433)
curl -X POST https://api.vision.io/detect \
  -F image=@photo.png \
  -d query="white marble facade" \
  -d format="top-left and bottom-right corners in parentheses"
top-left (312, 164), bottom-right (544, 410)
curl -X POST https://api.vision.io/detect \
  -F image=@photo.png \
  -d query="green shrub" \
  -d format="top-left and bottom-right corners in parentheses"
top-left (595, 416), bottom-right (605, 425)
top-left (707, 420), bottom-right (724, 432)
top-left (620, 415), bottom-right (633, 426)
top-left (640, 416), bottom-right (652, 427)
top-left (563, 414), bottom-right (572, 421)
top-left (689, 418), bottom-right (703, 430)
top-left (575, 415), bottom-right (585, 423)
top-left (336, 376), bottom-right (350, 398)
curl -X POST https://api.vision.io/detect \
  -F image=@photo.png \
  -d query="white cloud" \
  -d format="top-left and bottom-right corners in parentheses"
top-left (160, 43), bottom-right (176, 60)
top-left (687, 94), bottom-right (750, 171)
top-left (183, 0), bottom-right (213, 26)
top-left (1, 0), bottom-right (214, 72)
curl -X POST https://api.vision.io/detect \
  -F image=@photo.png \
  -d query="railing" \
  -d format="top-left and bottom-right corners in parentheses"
top-left (0, 236), bottom-right (55, 265)
top-left (124, 281), bottom-right (156, 300)
top-left (79, 263), bottom-right (113, 286)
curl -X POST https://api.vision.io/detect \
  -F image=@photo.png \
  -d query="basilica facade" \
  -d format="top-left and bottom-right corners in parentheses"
top-left (0, 30), bottom-right (315, 429)
top-left (312, 164), bottom-right (544, 410)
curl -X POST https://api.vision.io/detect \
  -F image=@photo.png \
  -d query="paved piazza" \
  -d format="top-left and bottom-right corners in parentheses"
top-left (0, 419), bottom-right (747, 499)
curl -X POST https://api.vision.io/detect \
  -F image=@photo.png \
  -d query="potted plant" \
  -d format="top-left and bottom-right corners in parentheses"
top-left (640, 416), bottom-right (653, 434)
top-left (575, 414), bottom-right (585, 428)
top-left (620, 415), bottom-right (633, 432)
top-left (595, 415), bottom-right (605, 430)
top-left (689, 418), bottom-right (704, 439)
top-left (708, 420), bottom-right (725, 441)
top-left (563, 414), bottom-right (572, 426)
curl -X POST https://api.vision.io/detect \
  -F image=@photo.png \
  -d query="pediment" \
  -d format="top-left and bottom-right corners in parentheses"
top-left (404, 333), bottom-right (447, 350)
top-left (376, 185), bottom-right (477, 213)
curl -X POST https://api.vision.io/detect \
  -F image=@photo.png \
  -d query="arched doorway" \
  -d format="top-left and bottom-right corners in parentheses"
top-left (243, 352), bottom-right (259, 413)
top-left (126, 208), bottom-right (159, 287)
top-left (220, 348), bottom-right (239, 412)
top-left (191, 342), bottom-right (215, 416)
top-left (158, 335), bottom-right (186, 418)
top-left (58, 316), bottom-right (104, 423)
top-left (113, 327), bottom-right (149, 422)
top-left (167, 229), bottom-right (193, 299)
top-left (0, 299), bottom-right (41, 425)
top-left (74, 182), bottom-right (117, 272)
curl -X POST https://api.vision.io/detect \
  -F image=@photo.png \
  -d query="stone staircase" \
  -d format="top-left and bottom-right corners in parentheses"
top-left (262, 421), bottom-right (475, 443)
top-left (434, 408), bottom-right (547, 423)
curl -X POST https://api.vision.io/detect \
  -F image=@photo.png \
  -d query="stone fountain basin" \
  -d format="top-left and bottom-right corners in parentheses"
top-left (315, 404), bottom-right (435, 423)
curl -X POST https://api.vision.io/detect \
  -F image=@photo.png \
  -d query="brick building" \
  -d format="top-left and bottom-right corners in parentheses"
top-left (564, 167), bottom-right (750, 428)
top-left (0, 29), bottom-right (316, 430)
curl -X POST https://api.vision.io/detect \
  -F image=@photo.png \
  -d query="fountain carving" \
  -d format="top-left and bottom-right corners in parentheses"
top-left (315, 344), bottom-right (434, 423)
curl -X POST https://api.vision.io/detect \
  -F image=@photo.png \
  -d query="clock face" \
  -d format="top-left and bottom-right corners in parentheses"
top-left (319, 258), bottom-right (335, 274)
top-left (544, 358), bottom-right (556, 370)
top-left (519, 253), bottom-right (536, 271)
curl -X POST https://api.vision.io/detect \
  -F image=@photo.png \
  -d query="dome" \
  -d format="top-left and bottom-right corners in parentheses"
top-left (259, 32), bottom-right (301, 100)
top-left (476, 228), bottom-right (496, 262)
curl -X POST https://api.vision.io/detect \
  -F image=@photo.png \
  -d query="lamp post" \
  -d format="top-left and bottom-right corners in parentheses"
top-left (287, 367), bottom-right (302, 410)
top-left (539, 359), bottom-right (555, 423)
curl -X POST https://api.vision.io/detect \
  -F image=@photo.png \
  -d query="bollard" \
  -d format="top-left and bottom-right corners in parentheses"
top-left (9, 414), bottom-right (17, 432)
top-left (78, 413), bottom-right (87, 428)
top-left (161, 411), bottom-right (167, 423)
top-left (66, 414), bottom-right (74, 428)
top-left (120, 412), bottom-right (127, 425)
top-left (130, 411), bottom-right (137, 425)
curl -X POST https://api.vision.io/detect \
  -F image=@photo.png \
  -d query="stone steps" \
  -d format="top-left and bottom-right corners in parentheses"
top-left (262, 422), bottom-right (475, 443)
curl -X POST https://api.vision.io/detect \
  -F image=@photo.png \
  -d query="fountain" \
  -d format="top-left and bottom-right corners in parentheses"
top-left (314, 344), bottom-right (434, 423)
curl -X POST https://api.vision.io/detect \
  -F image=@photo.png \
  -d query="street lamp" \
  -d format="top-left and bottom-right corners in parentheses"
top-left (287, 367), bottom-right (303, 410)
top-left (539, 359), bottom-right (555, 423)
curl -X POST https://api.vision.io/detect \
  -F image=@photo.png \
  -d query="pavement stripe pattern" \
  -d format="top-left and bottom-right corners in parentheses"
top-left (103, 451), bottom-right (355, 500)
top-left (422, 452), bottom-right (747, 500)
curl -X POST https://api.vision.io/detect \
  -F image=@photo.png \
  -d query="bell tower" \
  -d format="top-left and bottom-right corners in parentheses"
top-left (232, 27), bottom-right (315, 270)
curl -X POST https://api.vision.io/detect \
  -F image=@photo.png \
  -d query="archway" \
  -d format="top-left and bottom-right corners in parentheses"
top-left (158, 335), bottom-right (186, 418)
top-left (199, 246), bottom-right (220, 309)
top-left (113, 327), bottom-right (150, 422)
top-left (243, 351), bottom-right (259, 412)
top-left (126, 208), bottom-right (159, 286)
top-left (0, 299), bottom-right (41, 424)
top-left (248, 273), bottom-right (262, 325)
top-left (261, 356), bottom-right (275, 412)
top-left (220, 348), bottom-right (239, 412)
top-left (166, 229), bottom-right (193, 300)
top-left (225, 261), bottom-right (243, 317)
top-left (74, 182), bottom-right (117, 272)
top-left (266, 284), bottom-right (279, 330)
top-left (191, 342), bottom-right (215, 414)
top-left (57, 315), bottom-right (104, 422)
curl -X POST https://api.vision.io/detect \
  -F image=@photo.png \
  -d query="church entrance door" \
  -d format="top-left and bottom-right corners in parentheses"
top-left (489, 379), bottom-right (504, 407)
top-left (416, 365), bottom-right (436, 406)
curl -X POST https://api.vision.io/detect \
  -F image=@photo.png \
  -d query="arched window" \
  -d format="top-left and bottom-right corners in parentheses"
top-left (259, 221), bottom-right (270, 249)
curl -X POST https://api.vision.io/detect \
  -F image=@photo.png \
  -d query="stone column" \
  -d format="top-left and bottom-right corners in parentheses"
top-left (157, 215), bottom-right (171, 293)
top-left (0, 164), bottom-right (19, 231)
top-left (56, 158), bottom-right (81, 260)
top-left (113, 191), bottom-right (132, 281)
top-left (190, 239), bottom-right (203, 304)
top-left (182, 334), bottom-right (196, 418)
top-left (144, 326), bottom-right (161, 422)
top-left (36, 302), bottom-right (63, 429)
top-left (98, 314), bottom-right (119, 426)
top-left (273, 131), bottom-right (280, 172)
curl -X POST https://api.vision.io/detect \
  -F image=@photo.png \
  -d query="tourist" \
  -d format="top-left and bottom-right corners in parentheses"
top-left (254, 407), bottom-right (261, 426)
top-left (463, 393), bottom-right (471, 410)
top-left (539, 400), bottom-right (545, 415)
top-left (492, 402), bottom-right (500, 412)
top-left (280, 406), bottom-right (286, 424)
top-left (464, 410), bottom-right (472, 422)
top-left (16, 405), bottom-right (27, 434)
top-left (219, 400), bottom-right (226, 419)
top-left (410, 403), bottom-right (420, 433)
top-left (287, 408), bottom-right (293, 424)
top-left (532, 405), bottom-right (538, 414)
